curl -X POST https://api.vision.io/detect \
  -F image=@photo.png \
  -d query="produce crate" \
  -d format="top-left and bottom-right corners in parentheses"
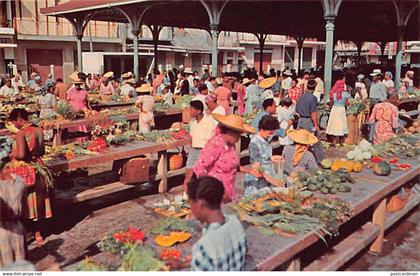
top-left (114, 157), bottom-right (150, 184)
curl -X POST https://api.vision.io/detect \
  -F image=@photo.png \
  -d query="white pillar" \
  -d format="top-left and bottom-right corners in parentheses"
top-left (323, 17), bottom-right (335, 102)
top-left (394, 26), bottom-right (404, 90)
top-left (210, 24), bottom-right (219, 77)
top-left (133, 36), bottom-right (139, 81)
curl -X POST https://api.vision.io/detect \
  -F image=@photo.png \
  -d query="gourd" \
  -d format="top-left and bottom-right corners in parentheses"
top-left (331, 159), bottom-right (353, 172)
top-left (352, 161), bottom-right (363, 173)
top-left (169, 153), bottom-right (183, 170)
top-left (154, 231), bottom-right (191, 247)
top-left (373, 161), bottom-right (391, 176)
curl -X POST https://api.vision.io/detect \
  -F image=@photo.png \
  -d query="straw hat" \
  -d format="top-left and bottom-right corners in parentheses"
top-left (370, 69), bottom-right (382, 77)
top-left (135, 83), bottom-right (152, 93)
top-left (69, 71), bottom-right (79, 81)
top-left (184, 67), bottom-right (193, 74)
top-left (259, 77), bottom-right (277, 89)
top-left (103, 71), bottom-right (114, 78)
top-left (125, 78), bottom-right (136, 85)
top-left (287, 129), bottom-right (318, 145)
top-left (212, 114), bottom-right (256, 134)
top-left (242, 78), bottom-right (253, 85)
top-left (122, 72), bottom-right (133, 79)
top-left (72, 78), bottom-right (84, 84)
top-left (215, 77), bottom-right (223, 85)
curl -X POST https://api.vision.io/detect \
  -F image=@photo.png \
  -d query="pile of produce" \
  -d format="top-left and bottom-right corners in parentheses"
top-left (324, 159), bottom-right (364, 173)
top-left (241, 112), bottom-right (257, 125)
top-left (346, 139), bottom-right (378, 161)
top-left (150, 217), bottom-right (193, 235)
top-left (92, 226), bottom-right (168, 271)
top-left (152, 194), bottom-right (190, 217)
top-left (374, 134), bottom-right (420, 158)
top-left (142, 130), bottom-right (174, 145)
top-left (346, 99), bottom-right (366, 115)
top-left (233, 188), bottom-right (352, 238)
top-left (43, 143), bottom-right (97, 160)
top-left (288, 169), bottom-right (354, 194)
top-left (56, 100), bottom-right (74, 119)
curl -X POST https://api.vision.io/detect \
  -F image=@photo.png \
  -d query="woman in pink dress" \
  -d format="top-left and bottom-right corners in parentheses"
top-left (67, 79), bottom-right (90, 133)
top-left (368, 95), bottom-right (400, 145)
top-left (193, 114), bottom-right (257, 203)
top-left (214, 78), bottom-right (231, 114)
top-left (236, 78), bottom-right (250, 115)
top-left (100, 72), bottom-right (115, 100)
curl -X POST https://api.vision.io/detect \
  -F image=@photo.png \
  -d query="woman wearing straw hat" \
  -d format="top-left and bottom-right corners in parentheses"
top-left (100, 71), bottom-right (115, 100)
top-left (281, 129), bottom-right (319, 175)
top-left (244, 115), bottom-right (285, 196)
top-left (0, 136), bottom-right (27, 267)
top-left (193, 114), bottom-right (258, 203)
top-left (135, 84), bottom-right (155, 133)
top-left (120, 78), bottom-right (136, 98)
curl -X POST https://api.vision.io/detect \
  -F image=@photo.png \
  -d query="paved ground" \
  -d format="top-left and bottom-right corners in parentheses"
top-left (26, 167), bottom-right (420, 272)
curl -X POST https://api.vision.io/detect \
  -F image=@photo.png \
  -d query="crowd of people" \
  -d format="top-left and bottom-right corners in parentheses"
top-left (0, 63), bottom-right (417, 270)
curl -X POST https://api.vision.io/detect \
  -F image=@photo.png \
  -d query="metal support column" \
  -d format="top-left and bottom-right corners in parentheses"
top-left (76, 35), bottom-right (83, 72)
top-left (394, 26), bottom-right (405, 90)
top-left (133, 36), bottom-right (139, 81)
top-left (295, 36), bottom-right (305, 73)
top-left (323, 16), bottom-right (335, 102)
top-left (210, 24), bottom-right (219, 76)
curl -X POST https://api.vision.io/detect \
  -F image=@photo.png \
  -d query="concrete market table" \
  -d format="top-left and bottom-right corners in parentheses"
top-left (69, 156), bottom-right (419, 271)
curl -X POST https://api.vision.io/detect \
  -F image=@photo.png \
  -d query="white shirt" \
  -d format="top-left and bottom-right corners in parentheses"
top-left (11, 79), bottom-right (22, 92)
top-left (0, 85), bottom-right (16, 97)
top-left (210, 105), bottom-right (227, 126)
top-left (187, 75), bottom-right (195, 88)
top-left (190, 114), bottom-right (216, 148)
top-left (120, 84), bottom-right (134, 97)
top-left (281, 77), bottom-right (292, 90)
top-left (383, 79), bottom-right (394, 90)
top-left (193, 94), bottom-right (207, 110)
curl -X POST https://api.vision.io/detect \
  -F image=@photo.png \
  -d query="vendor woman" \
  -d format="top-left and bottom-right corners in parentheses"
top-left (100, 71), bottom-right (115, 100)
top-left (326, 73), bottom-right (351, 146)
top-left (6, 108), bottom-right (52, 245)
top-left (282, 128), bottom-right (319, 175)
top-left (244, 115), bottom-right (284, 197)
top-left (193, 114), bottom-right (258, 203)
top-left (67, 78), bottom-right (91, 138)
top-left (368, 94), bottom-right (400, 145)
top-left (135, 84), bottom-right (155, 133)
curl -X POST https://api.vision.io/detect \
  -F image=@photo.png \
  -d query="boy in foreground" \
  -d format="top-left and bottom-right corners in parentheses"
top-left (188, 176), bottom-right (247, 271)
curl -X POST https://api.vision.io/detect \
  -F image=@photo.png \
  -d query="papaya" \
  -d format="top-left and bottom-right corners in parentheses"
top-left (154, 231), bottom-right (191, 247)
top-left (169, 231), bottom-right (191, 243)
top-left (154, 235), bottom-right (177, 247)
top-left (373, 160), bottom-right (391, 176)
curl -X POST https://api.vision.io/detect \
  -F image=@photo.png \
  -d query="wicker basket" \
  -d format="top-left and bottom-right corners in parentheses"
top-left (169, 152), bottom-right (183, 170)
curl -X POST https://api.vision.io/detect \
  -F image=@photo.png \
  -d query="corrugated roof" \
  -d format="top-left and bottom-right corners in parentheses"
top-left (40, 0), bottom-right (146, 15)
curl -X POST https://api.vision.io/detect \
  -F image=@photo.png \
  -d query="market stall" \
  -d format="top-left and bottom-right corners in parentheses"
top-left (70, 151), bottom-right (419, 271)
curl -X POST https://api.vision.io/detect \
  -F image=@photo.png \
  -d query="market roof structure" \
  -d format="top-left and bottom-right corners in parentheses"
top-left (41, 0), bottom-right (420, 95)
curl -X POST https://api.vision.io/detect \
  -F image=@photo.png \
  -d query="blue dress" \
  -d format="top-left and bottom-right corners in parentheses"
top-left (244, 84), bottom-right (261, 114)
top-left (244, 135), bottom-right (276, 196)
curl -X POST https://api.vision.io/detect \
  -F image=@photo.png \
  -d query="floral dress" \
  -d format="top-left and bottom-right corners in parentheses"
top-left (214, 87), bottom-right (231, 114)
top-left (0, 175), bottom-right (27, 267)
top-left (193, 131), bottom-right (239, 202)
top-left (368, 102), bottom-right (400, 145)
top-left (244, 84), bottom-right (261, 114)
top-left (244, 135), bottom-right (276, 196)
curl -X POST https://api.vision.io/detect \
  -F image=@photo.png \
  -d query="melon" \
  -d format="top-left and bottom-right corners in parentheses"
top-left (373, 161), bottom-right (391, 176)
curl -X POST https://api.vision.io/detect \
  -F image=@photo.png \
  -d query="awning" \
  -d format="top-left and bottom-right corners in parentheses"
top-left (40, 0), bottom-right (419, 42)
